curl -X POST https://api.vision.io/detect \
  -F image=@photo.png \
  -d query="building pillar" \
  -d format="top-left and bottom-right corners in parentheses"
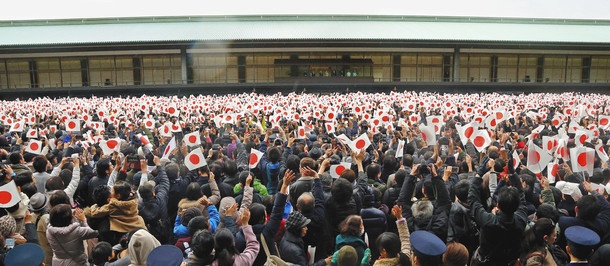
top-left (181, 48), bottom-right (188, 84)
top-left (453, 49), bottom-right (460, 82)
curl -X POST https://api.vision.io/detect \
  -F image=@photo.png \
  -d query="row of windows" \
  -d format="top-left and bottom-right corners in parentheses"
top-left (1, 53), bottom-right (610, 88)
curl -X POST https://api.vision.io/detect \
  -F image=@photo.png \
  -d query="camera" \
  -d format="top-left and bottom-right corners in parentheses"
top-left (272, 128), bottom-right (280, 134)
top-left (451, 166), bottom-right (459, 174)
top-left (212, 144), bottom-right (222, 151)
top-left (127, 155), bottom-right (140, 163)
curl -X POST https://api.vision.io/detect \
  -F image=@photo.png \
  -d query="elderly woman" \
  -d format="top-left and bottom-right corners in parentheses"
top-left (335, 215), bottom-right (368, 264)
top-left (46, 204), bottom-right (98, 266)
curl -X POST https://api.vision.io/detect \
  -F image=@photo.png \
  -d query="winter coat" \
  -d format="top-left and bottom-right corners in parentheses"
top-left (279, 230), bottom-right (307, 266)
top-left (46, 222), bottom-right (98, 266)
top-left (335, 234), bottom-right (367, 264)
top-left (84, 197), bottom-right (146, 233)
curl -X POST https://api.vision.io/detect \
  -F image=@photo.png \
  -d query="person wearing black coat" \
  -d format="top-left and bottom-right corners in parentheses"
top-left (297, 163), bottom-right (331, 262)
top-left (138, 157), bottom-right (170, 244)
top-left (468, 157), bottom-right (528, 266)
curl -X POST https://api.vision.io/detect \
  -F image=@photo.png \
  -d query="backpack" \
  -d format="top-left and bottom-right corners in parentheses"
top-left (354, 183), bottom-right (376, 210)
top-left (448, 203), bottom-right (479, 251)
top-left (145, 217), bottom-right (170, 244)
top-left (266, 162), bottom-right (281, 194)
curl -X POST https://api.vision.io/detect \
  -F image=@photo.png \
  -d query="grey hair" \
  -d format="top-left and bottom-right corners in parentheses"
top-left (411, 200), bottom-right (434, 221)
top-left (297, 192), bottom-right (315, 213)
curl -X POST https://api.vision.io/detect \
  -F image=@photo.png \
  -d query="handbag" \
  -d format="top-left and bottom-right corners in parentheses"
top-left (260, 233), bottom-right (290, 266)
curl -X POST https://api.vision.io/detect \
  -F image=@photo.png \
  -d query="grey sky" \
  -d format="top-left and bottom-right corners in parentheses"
top-left (2, 0), bottom-right (610, 21)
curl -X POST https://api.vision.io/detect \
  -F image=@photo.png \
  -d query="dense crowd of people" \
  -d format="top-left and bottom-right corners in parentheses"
top-left (0, 91), bottom-right (610, 265)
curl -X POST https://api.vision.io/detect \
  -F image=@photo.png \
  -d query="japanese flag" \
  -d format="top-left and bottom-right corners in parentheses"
top-left (472, 130), bottom-right (492, 153)
top-left (162, 137), bottom-right (177, 159)
top-left (137, 134), bottom-right (153, 150)
top-left (598, 115), bottom-right (610, 129)
top-left (159, 123), bottom-right (172, 137)
top-left (223, 113), bottom-right (235, 125)
top-left (570, 146), bottom-right (595, 176)
top-left (527, 142), bottom-right (553, 174)
top-left (170, 122), bottom-right (182, 133)
top-left (542, 136), bottom-right (557, 154)
top-left (143, 119), bottom-right (155, 129)
top-left (547, 162), bottom-right (559, 184)
top-left (335, 134), bottom-right (353, 148)
top-left (65, 119), bottom-right (81, 132)
top-left (25, 139), bottom-right (43, 154)
top-left (325, 122), bottom-right (335, 134)
top-left (296, 126), bottom-right (307, 139)
top-left (395, 140), bottom-right (405, 158)
top-left (555, 139), bottom-right (570, 160)
top-left (0, 181), bottom-right (21, 208)
top-left (184, 148), bottom-right (207, 171)
top-left (325, 111), bottom-right (337, 121)
top-left (351, 133), bottom-right (372, 151)
top-left (456, 121), bottom-right (478, 146)
top-left (330, 163), bottom-right (352, 179)
top-left (82, 113), bottom-right (91, 122)
top-left (512, 150), bottom-right (521, 169)
top-left (10, 121), bottom-right (24, 132)
top-left (165, 104), bottom-right (179, 117)
top-left (485, 116), bottom-right (498, 130)
top-left (26, 128), bottom-right (38, 139)
top-left (426, 116), bottom-right (443, 134)
top-left (100, 138), bottom-right (122, 155)
top-left (595, 142), bottom-right (609, 162)
top-left (183, 132), bottom-right (201, 147)
top-left (574, 130), bottom-right (589, 146)
top-left (418, 123), bottom-right (437, 146)
top-left (249, 149), bottom-right (264, 169)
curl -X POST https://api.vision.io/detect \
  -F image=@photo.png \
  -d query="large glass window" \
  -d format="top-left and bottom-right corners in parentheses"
top-left (36, 58), bottom-right (61, 88)
top-left (400, 55), bottom-right (417, 82)
top-left (5, 60), bottom-right (30, 88)
top-left (60, 59), bottom-right (83, 87)
top-left (518, 55), bottom-right (538, 82)
top-left (459, 54), bottom-right (491, 82)
top-left (190, 54), bottom-right (238, 84)
top-left (591, 56), bottom-right (610, 83)
top-left (566, 57), bottom-right (582, 83)
top-left (417, 55), bottom-right (443, 82)
top-left (544, 56), bottom-right (566, 83)
top-left (0, 61), bottom-right (7, 89)
top-left (142, 55), bottom-right (181, 85)
top-left (497, 55), bottom-right (518, 82)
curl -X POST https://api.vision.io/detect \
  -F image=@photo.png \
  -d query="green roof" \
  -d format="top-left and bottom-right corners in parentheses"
top-left (1, 15), bottom-right (610, 46)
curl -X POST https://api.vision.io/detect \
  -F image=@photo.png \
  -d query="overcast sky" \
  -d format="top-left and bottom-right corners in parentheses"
top-left (2, 0), bottom-right (610, 21)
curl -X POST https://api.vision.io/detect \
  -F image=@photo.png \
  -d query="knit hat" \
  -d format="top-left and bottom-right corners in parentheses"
top-left (146, 245), bottom-right (183, 266)
top-left (29, 192), bottom-right (48, 212)
top-left (285, 211), bottom-right (310, 232)
top-left (128, 229), bottom-right (161, 266)
top-left (0, 215), bottom-right (16, 238)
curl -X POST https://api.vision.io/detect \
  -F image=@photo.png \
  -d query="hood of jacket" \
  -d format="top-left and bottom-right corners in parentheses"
top-left (336, 234), bottom-right (366, 247)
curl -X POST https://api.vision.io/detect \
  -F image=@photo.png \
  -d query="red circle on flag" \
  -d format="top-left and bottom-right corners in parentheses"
top-left (382, 116), bottom-right (389, 122)
top-left (547, 141), bottom-right (553, 150)
top-left (551, 164), bottom-right (559, 177)
top-left (553, 119), bottom-right (560, 126)
top-left (464, 127), bottom-right (474, 139)
top-left (529, 151), bottom-right (541, 165)
top-left (421, 132), bottom-right (427, 141)
top-left (107, 140), bottom-right (118, 149)
top-left (434, 125), bottom-right (439, 133)
top-left (411, 116), bottom-right (417, 122)
top-left (14, 123), bottom-right (20, 129)
top-left (249, 154), bottom-right (259, 165)
top-left (168, 107), bottom-right (176, 114)
top-left (164, 145), bottom-right (171, 155)
top-left (172, 125), bottom-right (179, 131)
top-left (432, 117), bottom-right (440, 123)
top-left (335, 165), bottom-right (346, 175)
top-left (490, 119), bottom-right (497, 127)
top-left (496, 112), bottom-right (504, 120)
top-left (188, 135), bottom-right (198, 144)
top-left (189, 154), bottom-right (200, 165)
top-left (601, 118), bottom-right (609, 126)
top-left (68, 121), bottom-right (76, 129)
top-left (355, 139), bottom-right (366, 149)
top-left (0, 191), bottom-right (13, 205)
top-left (326, 125), bottom-right (332, 131)
top-left (408, 105), bottom-right (414, 110)
top-left (579, 135), bottom-right (587, 145)
top-left (30, 142), bottom-right (39, 151)
top-left (299, 129), bottom-right (305, 137)
top-left (328, 113), bottom-right (334, 119)
top-left (473, 136), bottom-right (486, 147)
top-left (374, 120), bottom-right (380, 126)
top-left (577, 153), bottom-right (588, 167)
top-left (146, 121), bottom-right (153, 127)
